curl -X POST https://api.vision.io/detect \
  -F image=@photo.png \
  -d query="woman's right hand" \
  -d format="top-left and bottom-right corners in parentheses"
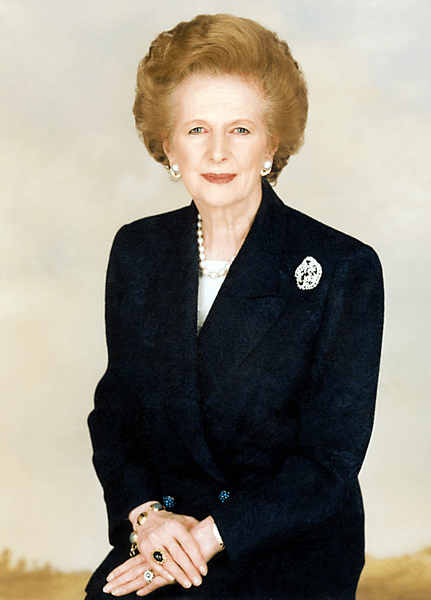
top-left (133, 510), bottom-right (208, 589)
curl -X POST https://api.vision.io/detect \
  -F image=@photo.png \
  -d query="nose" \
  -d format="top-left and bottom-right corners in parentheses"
top-left (208, 132), bottom-right (228, 164)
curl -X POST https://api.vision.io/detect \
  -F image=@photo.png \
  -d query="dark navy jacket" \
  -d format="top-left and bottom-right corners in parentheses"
top-left (86, 181), bottom-right (384, 599)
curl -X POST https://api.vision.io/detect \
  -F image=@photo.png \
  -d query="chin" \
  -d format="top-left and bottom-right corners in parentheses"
top-left (198, 187), bottom-right (243, 208)
top-left (185, 175), bottom-right (260, 209)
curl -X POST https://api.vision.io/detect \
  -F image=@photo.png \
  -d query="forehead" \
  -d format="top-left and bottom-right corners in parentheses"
top-left (173, 74), bottom-right (266, 124)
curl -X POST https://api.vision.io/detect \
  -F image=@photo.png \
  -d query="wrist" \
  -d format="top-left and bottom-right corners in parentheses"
top-left (128, 500), bottom-right (163, 528)
top-left (129, 501), bottom-right (166, 558)
top-left (211, 520), bottom-right (225, 551)
top-left (199, 516), bottom-right (224, 554)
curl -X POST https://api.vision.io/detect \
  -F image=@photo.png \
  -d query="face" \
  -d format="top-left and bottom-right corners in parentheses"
top-left (164, 74), bottom-right (276, 213)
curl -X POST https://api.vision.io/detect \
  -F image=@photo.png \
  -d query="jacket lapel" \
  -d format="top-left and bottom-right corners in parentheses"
top-left (154, 203), bottom-right (230, 485)
top-left (197, 182), bottom-right (287, 375)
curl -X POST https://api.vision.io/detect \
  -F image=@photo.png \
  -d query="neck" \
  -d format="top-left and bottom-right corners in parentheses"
top-left (195, 196), bottom-right (261, 261)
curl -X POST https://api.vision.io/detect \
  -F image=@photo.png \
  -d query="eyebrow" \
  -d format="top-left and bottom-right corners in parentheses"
top-left (183, 119), bottom-right (258, 128)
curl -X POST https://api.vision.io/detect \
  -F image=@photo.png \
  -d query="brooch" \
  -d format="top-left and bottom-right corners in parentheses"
top-left (294, 256), bottom-right (322, 290)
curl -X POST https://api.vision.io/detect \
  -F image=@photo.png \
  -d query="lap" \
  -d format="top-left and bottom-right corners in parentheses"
top-left (85, 532), bottom-right (362, 600)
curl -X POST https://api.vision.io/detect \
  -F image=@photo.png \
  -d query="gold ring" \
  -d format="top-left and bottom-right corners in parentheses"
top-left (152, 549), bottom-right (167, 564)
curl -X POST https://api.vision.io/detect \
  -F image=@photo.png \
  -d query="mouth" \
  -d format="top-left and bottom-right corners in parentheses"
top-left (201, 173), bottom-right (237, 184)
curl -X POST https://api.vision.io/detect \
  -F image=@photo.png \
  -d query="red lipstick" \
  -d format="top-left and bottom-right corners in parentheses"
top-left (202, 173), bottom-right (236, 184)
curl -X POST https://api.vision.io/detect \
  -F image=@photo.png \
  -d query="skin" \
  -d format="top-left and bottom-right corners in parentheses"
top-left (164, 74), bottom-right (277, 262)
top-left (103, 506), bottom-right (219, 596)
top-left (103, 74), bottom-right (277, 597)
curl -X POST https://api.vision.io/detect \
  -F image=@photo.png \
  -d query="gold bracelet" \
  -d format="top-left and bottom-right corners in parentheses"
top-left (136, 501), bottom-right (165, 527)
top-left (130, 502), bottom-right (165, 557)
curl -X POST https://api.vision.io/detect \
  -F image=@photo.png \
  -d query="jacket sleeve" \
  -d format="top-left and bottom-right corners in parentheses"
top-left (88, 227), bottom-right (160, 545)
top-left (210, 245), bottom-right (384, 561)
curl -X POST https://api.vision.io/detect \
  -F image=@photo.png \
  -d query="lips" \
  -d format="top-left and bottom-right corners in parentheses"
top-left (202, 173), bottom-right (236, 184)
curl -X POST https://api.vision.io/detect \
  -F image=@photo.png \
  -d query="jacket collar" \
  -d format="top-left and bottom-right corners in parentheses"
top-left (208, 179), bottom-right (287, 300)
top-left (197, 180), bottom-right (287, 364)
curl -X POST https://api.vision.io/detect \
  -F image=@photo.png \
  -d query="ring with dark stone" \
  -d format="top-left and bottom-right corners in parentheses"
top-left (152, 549), bottom-right (167, 564)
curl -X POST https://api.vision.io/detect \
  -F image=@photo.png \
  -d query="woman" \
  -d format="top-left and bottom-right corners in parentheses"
top-left (86, 14), bottom-right (384, 600)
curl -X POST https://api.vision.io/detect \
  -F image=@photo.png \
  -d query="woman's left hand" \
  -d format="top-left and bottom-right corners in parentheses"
top-left (103, 553), bottom-right (173, 597)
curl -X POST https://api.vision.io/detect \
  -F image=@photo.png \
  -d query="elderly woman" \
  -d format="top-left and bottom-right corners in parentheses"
top-left (86, 14), bottom-right (384, 600)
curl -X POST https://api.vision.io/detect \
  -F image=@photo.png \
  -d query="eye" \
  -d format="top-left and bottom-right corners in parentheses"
top-left (189, 127), bottom-right (205, 134)
top-left (233, 127), bottom-right (250, 135)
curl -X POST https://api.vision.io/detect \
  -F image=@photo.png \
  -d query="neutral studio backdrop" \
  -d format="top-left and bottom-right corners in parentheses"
top-left (1, 0), bottom-right (430, 572)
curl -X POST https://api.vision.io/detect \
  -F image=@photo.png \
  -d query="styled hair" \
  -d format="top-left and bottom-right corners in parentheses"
top-left (133, 14), bottom-right (308, 184)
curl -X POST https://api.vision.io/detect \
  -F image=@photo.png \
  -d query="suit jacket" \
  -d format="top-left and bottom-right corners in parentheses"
top-left (86, 180), bottom-right (384, 600)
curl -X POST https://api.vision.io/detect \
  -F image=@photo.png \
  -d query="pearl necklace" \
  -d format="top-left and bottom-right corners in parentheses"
top-left (197, 214), bottom-right (235, 279)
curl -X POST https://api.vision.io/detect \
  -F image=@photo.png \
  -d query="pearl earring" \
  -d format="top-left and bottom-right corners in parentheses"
top-left (260, 160), bottom-right (272, 177)
top-left (170, 163), bottom-right (181, 179)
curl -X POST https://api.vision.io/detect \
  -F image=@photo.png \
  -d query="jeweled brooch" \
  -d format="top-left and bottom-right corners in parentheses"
top-left (294, 256), bottom-right (322, 290)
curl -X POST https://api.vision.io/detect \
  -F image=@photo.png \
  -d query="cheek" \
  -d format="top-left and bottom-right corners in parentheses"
top-left (180, 144), bottom-right (204, 168)
top-left (241, 146), bottom-right (266, 171)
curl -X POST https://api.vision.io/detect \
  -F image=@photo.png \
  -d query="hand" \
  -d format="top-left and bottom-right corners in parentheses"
top-left (190, 516), bottom-right (224, 563)
top-left (104, 510), bottom-right (208, 595)
top-left (135, 511), bottom-right (208, 589)
top-left (103, 514), bottom-right (223, 596)
top-left (103, 553), bottom-right (173, 597)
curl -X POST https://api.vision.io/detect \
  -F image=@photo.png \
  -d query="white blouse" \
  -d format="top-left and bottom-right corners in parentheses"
top-left (197, 260), bottom-right (229, 332)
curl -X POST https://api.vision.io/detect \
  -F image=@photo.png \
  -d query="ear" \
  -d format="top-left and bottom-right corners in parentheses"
top-left (267, 138), bottom-right (279, 161)
top-left (163, 139), bottom-right (176, 165)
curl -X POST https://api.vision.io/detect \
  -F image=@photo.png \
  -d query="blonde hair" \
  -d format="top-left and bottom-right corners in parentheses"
top-left (133, 14), bottom-right (308, 184)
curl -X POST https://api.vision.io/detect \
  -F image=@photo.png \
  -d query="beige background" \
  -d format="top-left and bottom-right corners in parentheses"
top-left (1, 0), bottom-right (430, 572)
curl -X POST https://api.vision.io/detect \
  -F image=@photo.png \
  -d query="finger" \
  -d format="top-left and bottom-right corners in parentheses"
top-left (167, 540), bottom-right (204, 585)
top-left (136, 573), bottom-right (173, 597)
top-left (175, 527), bottom-right (208, 575)
top-left (137, 519), bottom-right (206, 586)
top-left (106, 554), bottom-right (144, 582)
top-left (105, 568), bottom-right (172, 597)
top-left (154, 519), bottom-right (206, 574)
top-left (104, 573), bottom-right (148, 596)
top-left (150, 543), bottom-right (204, 590)
top-left (141, 547), bottom-right (176, 585)
top-left (151, 540), bottom-right (202, 589)
top-left (145, 545), bottom-right (191, 589)
top-left (104, 562), bottom-right (151, 593)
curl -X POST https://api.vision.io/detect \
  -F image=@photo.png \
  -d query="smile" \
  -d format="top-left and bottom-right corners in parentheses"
top-left (201, 173), bottom-right (237, 184)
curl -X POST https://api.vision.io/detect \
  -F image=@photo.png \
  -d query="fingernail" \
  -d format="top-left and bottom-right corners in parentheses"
top-left (200, 566), bottom-right (207, 576)
top-left (193, 577), bottom-right (201, 586)
top-left (167, 574), bottom-right (175, 582)
top-left (106, 573), bottom-right (114, 581)
top-left (184, 580), bottom-right (192, 588)
top-left (103, 583), bottom-right (112, 593)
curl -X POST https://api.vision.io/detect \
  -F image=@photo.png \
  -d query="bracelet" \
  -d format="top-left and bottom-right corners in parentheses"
top-left (212, 522), bottom-right (225, 549)
top-left (136, 501), bottom-right (165, 527)
top-left (129, 502), bottom-right (165, 557)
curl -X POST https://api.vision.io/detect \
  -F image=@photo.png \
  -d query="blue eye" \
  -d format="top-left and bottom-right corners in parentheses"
top-left (189, 127), bottom-right (205, 134)
top-left (234, 127), bottom-right (250, 135)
